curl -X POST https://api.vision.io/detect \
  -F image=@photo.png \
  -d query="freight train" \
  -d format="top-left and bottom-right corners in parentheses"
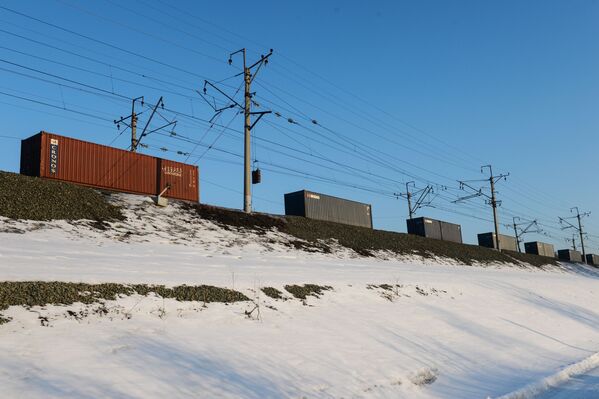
top-left (19, 132), bottom-right (591, 263)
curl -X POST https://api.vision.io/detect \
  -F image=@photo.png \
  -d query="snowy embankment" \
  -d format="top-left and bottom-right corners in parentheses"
top-left (496, 352), bottom-right (599, 399)
top-left (1, 194), bottom-right (599, 398)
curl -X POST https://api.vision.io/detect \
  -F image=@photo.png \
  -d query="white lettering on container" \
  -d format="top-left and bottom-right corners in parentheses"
top-left (49, 138), bottom-right (59, 174)
top-left (162, 166), bottom-right (182, 177)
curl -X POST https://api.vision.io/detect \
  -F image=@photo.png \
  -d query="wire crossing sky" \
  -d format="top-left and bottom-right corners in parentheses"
top-left (0, 0), bottom-right (598, 249)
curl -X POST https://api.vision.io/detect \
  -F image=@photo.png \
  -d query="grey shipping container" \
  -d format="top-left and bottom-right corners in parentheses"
top-left (477, 232), bottom-right (518, 252)
top-left (586, 254), bottom-right (599, 266)
top-left (558, 249), bottom-right (583, 263)
top-left (284, 190), bottom-right (373, 228)
top-left (406, 217), bottom-right (463, 244)
top-left (524, 241), bottom-right (555, 258)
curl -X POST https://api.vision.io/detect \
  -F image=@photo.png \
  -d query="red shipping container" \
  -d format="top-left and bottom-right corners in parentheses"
top-left (20, 131), bottom-right (199, 202)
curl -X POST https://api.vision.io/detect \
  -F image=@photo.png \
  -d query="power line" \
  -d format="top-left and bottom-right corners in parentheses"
top-left (0, 6), bottom-right (594, 241)
top-left (0, 90), bottom-right (113, 122)
top-left (0, 5), bottom-right (217, 83)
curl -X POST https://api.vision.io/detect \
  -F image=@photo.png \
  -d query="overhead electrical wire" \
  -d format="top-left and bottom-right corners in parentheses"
top-left (32, 0), bottom-right (584, 231)
top-left (39, 0), bottom-right (483, 175)
top-left (0, 83), bottom-right (589, 243)
top-left (136, 0), bottom-right (482, 172)
top-left (0, 61), bottom-right (588, 242)
top-left (0, 90), bottom-right (113, 122)
top-left (1, 4), bottom-right (595, 245)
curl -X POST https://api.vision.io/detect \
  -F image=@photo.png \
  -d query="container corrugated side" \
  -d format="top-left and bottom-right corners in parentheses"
top-left (158, 158), bottom-right (199, 202)
top-left (524, 241), bottom-right (555, 258)
top-left (407, 217), bottom-right (462, 243)
top-left (477, 232), bottom-right (518, 251)
top-left (21, 131), bottom-right (199, 202)
top-left (586, 254), bottom-right (599, 265)
top-left (284, 190), bottom-right (372, 228)
top-left (558, 249), bottom-right (582, 262)
top-left (439, 221), bottom-right (462, 243)
top-left (304, 190), bottom-right (372, 228)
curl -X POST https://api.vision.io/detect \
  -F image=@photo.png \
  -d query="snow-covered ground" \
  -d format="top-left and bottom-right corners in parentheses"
top-left (536, 365), bottom-right (599, 398)
top-left (1, 194), bottom-right (599, 398)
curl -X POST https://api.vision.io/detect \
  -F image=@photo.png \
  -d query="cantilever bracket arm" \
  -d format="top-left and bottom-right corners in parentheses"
top-left (492, 172), bottom-right (510, 183)
top-left (521, 220), bottom-right (540, 234)
top-left (249, 111), bottom-right (272, 130)
top-left (413, 186), bottom-right (433, 211)
top-left (452, 192), bottom-right (482, 203)
top-left (202, 81), bottom-right (243, 110)
top-left (249, 51), bottom-right (274, 84)
top-left (142, 121), bottom-right (177, 138)
top-left (559, 217), bottom-right (579, 231)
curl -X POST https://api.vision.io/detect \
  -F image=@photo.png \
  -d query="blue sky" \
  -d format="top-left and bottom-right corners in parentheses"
top-left (1, 0), bottom-right (598, 249)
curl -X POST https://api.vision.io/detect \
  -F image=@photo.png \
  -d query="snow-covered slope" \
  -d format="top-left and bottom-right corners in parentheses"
top-left (1, 194), bottom-right (598, 398)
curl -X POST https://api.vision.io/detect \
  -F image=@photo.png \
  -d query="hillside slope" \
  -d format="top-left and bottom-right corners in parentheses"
top-left (0, 171), bottom-right (556, 267)
top-left (1, 180), bottom-right (598, 398)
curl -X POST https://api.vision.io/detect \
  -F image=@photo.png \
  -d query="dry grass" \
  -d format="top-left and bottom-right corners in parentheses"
top-left (0, 281), bottom-right (249, 324)
top-left (0, 171), bottom-right (123, 221)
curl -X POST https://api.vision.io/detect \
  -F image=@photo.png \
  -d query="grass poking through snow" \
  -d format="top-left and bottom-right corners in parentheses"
top-left (261, 287), bottom-right (284, 299)
top-left (284, 284), bottom-right (333, 300)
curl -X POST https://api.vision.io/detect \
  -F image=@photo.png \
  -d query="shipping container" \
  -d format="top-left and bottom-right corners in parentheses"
top-left (284, 190), bottom-right (372, 228)
top-left (477, 232), bottom-right (518, 252)
top-left (557, 249), bottom-right (583, 263)
top-left (20, 132), bottom-right (199, 202)
top-left (406, 217), bottom-right (463, 244)
top-left (585, 254), bottom-right (599, 266)
top-left (524, 241), bottom-right (555, 258)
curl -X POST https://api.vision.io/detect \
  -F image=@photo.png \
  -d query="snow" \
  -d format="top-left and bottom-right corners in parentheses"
top-left (535, 365), bottom-right (599, 398)
top-left (496, 353), bottom-right (599, 399)
top-left (1, 194), bottom-right (599, 398)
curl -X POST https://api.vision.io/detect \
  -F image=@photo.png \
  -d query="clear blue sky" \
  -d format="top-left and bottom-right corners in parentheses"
top-left (1, 0), bottom-right (598, 250)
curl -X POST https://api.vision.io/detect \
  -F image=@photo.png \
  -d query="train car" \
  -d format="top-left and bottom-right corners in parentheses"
top-left (20, 131), bottom-right (199, 202)
top-left (284, 190), bottom-right (372, 228)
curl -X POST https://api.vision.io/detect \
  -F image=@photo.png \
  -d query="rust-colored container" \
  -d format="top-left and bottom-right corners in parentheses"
top-left (20, 131), bottom-right (199, 202)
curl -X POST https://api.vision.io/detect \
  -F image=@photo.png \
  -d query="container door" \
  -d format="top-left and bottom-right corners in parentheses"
top-left (158, 159), bottom-right (198, 202)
